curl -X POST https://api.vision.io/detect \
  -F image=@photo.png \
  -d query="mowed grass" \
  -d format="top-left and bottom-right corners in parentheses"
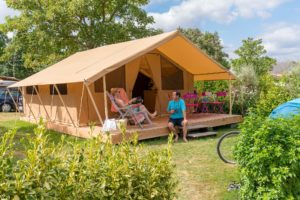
top-left (0, 113), bottom-right (240, 200)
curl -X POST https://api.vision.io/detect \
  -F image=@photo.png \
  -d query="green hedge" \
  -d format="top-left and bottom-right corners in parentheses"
top-left (235, 114), bottom-right (300, 200)
top-left (0, 123), bottom-right (177, 199)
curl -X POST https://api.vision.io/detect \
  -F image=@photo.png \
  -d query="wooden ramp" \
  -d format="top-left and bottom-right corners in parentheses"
top-left (42, 113), bottom-right (242, 144)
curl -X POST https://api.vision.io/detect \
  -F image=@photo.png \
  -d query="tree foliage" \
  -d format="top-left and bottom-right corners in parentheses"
top-left (179, 28), bottom-right (229, 68)
top-left (232, 38), bottom-right (276, 76)
top-left (231, 65), bottom-right (260, 115)
top-left (0, 31), bottom-right (36, 79)
top-left (1, 0), bottom-right (160, 69)
top-left (0, 32), bottom-right (7, 56)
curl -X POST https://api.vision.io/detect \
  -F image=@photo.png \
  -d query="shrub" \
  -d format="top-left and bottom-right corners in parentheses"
top-left (235, 114), bottom-right (300, 200)
top-left (0, 122), bottom-right (177, 199)
top-left (254, 75), bottom-right (297, 117)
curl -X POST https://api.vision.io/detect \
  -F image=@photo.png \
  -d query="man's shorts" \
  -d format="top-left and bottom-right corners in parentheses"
top-left (169, 118), bottom-right (184, 127)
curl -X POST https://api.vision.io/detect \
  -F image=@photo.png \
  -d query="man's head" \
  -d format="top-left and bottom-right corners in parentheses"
top-left (172, 91), bottom-right (181, 101)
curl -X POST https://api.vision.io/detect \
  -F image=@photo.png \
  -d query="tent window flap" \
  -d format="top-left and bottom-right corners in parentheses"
top-left (50, 84), bottom-right (68, 95)
top-left (26, 86), bottom-right (38, 95)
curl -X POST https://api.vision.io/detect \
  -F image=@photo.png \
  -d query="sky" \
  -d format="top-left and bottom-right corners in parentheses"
top-left (1, 0), bottom-right (300, 61)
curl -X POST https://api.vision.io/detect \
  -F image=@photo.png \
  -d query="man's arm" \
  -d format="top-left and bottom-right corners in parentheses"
top-left (167, 101), bottom-right (175, 114)
top-left (183, 110), bottom-right (187, 120)
top-left (181, 99), bottom-right (187, 120)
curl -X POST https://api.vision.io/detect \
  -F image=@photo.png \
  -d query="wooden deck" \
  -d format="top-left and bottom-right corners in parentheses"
top-left (44, 113), bottom-right (242, 144)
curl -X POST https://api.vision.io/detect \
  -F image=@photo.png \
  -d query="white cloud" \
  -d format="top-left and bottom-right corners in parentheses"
top-left (260, 23), bottom-right (300, 61)
top-left (0, 0), bottom-right (17, 23)
top-left (149, 0), bottom-right (288, 30)
top-left (223, 43), bottom-right (239, 59)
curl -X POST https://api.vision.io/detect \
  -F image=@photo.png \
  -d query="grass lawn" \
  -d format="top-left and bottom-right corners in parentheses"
top-left (0, 113), bottom-right (240, 200)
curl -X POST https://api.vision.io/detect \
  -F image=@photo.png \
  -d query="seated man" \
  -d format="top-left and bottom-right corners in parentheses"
top-left (111, 88), bottom-right (157, 119)
top-left (167, 91), bottom-right (188, 142)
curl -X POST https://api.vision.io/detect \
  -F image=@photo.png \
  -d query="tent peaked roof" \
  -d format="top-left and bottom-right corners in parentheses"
top-left (10, 30), bottom-right (234, 88)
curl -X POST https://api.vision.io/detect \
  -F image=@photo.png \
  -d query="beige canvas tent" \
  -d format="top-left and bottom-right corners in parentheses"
top-left (10, 30), bottom-right (235, 130)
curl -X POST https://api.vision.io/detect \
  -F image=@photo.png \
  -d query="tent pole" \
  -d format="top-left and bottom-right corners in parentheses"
top-left (50, 85), bottom-right (55, 119)
top-left (19, 87), bottom-right (38, 123)
top-left (34, 85), bottom-right (51, 122)
top-left (229, 80), bottom-right (232, 115)
top-left (103, 75), bottom-right (108, 120)
top-left (85, 82), bottom-right (104, 125)
top-left (7, 88), bottom-right (19, 112)
top-left (77, 83), bottom-right (85, 127)
top-left (54, 84), bottom-right (76, 127)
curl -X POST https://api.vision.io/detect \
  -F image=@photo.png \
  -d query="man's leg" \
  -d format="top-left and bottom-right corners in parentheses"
top-left (168, 122), bottom-right (178, 142)
top-left (182, 119), bottom-right (188, 142)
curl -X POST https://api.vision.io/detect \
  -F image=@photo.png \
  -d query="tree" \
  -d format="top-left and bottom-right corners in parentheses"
top-left (0, 31), bottom-right (35, 79)
top-left (0, 32), bottom-right (7, 56)
top-left (231, 38), bottom-right (276, 76)
top-left (179, 28), bottom-right (229, 68)
top-left (1, 0), bottom-right (160, 69)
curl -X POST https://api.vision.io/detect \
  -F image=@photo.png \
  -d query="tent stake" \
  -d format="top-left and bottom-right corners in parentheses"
top-left (34, 86), bottom-right (51, 122)
top-left (103, 75), bottom-right (108, 120)
top-left (85, 82), bottom-right (104, 125)
top-left (54, 84), bottom-right (76, 127)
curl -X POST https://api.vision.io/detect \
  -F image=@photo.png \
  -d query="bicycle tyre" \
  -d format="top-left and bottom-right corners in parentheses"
top-left (217, 131), bottom-right (240, 164)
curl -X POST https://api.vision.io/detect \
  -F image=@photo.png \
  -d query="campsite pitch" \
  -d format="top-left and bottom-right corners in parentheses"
top-left (0, 113), bottom-right (239, 200)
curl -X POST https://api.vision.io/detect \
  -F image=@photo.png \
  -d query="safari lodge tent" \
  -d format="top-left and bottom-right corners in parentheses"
top-left (9, 31), bottom-right (238, 139)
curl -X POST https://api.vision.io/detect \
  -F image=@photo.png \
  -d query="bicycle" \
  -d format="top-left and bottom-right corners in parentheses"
top-left (217, 131), bottom-right (240, 164)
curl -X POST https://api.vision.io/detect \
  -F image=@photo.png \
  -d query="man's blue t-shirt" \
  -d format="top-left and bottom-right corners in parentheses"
top-left (167, 99), bottom-right (186, 119)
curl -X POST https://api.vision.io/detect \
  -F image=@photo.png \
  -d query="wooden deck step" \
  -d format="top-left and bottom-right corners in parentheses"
top-left (187, 124), bottom-right (211, 131)
top-left (187, 131), bottom-right (217, 138)
top-left (178, 124), bottom-right (211, 131)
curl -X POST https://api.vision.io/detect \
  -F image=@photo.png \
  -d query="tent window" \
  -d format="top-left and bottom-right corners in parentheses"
top-left (161, 56), bottom-right (184, 90)
top-left (50, 84), bottom-right (68, 95)
top-left (94, 66), bottom-right (126, 93)
top-left (26, 86), bottom-right (38, 95)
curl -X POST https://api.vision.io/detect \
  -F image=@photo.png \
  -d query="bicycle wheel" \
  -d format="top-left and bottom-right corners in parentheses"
top-left (217, 131), bottom-right (240, 164)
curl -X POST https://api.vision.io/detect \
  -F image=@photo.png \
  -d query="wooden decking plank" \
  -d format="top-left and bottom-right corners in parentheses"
top-left (28, 113), bottom-right (243, 143)
top-left (178, 124), bottom-right (211, 131)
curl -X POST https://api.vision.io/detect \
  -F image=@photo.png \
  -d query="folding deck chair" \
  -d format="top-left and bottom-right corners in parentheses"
top-left (106, 92), bottom-right (152, 129)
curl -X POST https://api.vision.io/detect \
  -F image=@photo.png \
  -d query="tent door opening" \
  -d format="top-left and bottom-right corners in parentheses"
top-left (132, 72), bottom-right (156, 112)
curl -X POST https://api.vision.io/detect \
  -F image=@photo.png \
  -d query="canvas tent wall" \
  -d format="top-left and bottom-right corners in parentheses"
top-left (10, 30), bottom-right (234, 127)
